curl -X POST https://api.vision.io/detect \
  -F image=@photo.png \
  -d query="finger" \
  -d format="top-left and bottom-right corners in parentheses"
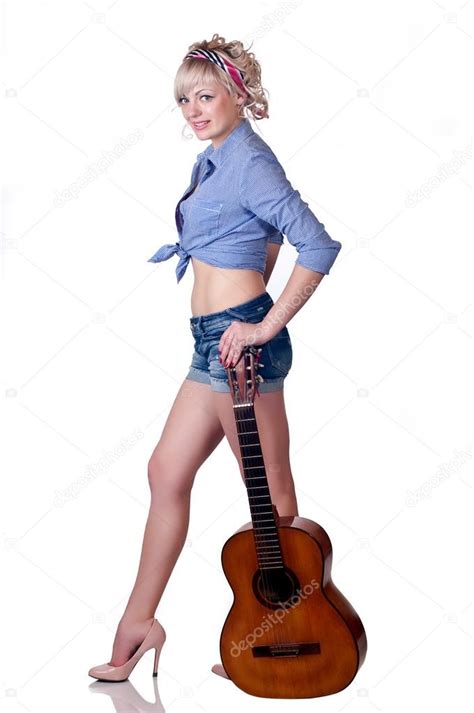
top-left (220, 339), bottom-right (235, 366)
top-left (227, 347), bottom-right (243, 368)
top-left (224, 346), bottom-right (239, 368)
top-left (218, 335), bottom-right (230, 361)
top-left (219, 328), bottom-right (233, 354)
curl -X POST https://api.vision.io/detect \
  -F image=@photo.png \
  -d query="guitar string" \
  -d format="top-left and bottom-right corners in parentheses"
top-left (240, 349), bottom-right (282, 651)
top-left (228, 346), bottom-right (282, 654)
top-left (250, 393), bottom-right (284, 652)
top-left (253, 346), bottom-right (285, 651)
top-left (243, 395), bottom-right (282, 652)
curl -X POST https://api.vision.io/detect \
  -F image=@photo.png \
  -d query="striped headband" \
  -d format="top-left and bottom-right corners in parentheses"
top-left (184, 49), bottom-right (248, 95)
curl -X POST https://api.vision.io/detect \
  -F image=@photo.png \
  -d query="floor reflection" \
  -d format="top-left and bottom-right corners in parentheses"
top-left (88, 676), bottom-right (165, 712)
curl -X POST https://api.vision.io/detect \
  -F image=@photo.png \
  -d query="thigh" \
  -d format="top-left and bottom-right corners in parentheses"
top-left (211, 388), bottom-right (291, 489)
top-left (148, 378), bottom-right (225, 495)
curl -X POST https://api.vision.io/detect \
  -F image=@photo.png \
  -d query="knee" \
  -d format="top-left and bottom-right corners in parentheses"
top-left (147, 451), bottom-right (194, 500)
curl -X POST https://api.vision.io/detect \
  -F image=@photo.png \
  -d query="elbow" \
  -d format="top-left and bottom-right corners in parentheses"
top-left (295, 243), bottom-right (341, 275)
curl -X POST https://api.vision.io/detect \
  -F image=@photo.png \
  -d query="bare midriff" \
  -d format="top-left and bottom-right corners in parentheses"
top-left (190, 256), bottom-right (267, 317)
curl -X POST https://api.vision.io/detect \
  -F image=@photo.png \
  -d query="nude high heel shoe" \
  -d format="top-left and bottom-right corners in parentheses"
top-left (88, 619), bottom-right (166, 682)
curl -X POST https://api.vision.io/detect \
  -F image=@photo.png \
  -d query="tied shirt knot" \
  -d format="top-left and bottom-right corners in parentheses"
top-left (147, 158), bottom-right (215, 283)
top-left (147, 242), bottom-right (190, 283)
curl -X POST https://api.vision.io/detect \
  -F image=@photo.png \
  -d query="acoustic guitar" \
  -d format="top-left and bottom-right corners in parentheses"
top-left (215, 345), bottom-right (367, 698)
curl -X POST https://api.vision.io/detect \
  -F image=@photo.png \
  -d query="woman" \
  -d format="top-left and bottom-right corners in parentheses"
top-left (88, 33), bottom-right (341, 682)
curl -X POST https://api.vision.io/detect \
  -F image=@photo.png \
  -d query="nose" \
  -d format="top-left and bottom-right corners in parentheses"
top-left (188, 109), bottom-right (203, 121)
top-left (185, 100), bottom-right (204, 120)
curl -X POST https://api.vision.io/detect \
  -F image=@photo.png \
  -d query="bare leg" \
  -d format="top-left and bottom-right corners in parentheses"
top-left (212, 387), bottom-right (298, 516)
top-left (109, 378), bottom-right (224, 666)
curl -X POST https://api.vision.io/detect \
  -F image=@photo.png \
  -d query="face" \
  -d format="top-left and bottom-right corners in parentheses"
top-left (178, 79), bottom-right (245, 149)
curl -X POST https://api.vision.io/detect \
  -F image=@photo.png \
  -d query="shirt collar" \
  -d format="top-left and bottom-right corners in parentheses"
top-left (196, 118), bottom-right (254, 168)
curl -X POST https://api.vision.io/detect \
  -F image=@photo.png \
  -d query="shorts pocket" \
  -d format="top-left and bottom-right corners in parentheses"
top-left (188, 197), bottom-right (222, 238)
top-left (266, 329), bottom-right (293, 377)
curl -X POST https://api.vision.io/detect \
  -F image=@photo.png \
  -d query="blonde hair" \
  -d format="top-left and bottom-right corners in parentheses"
top-left (174, 33), bottom-right (270, 122)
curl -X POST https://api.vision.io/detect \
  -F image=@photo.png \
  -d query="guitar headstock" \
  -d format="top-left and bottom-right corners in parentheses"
top-left (226, 346), bottom-right (264, 406)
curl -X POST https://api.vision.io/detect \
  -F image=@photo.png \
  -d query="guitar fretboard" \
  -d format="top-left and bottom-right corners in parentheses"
top-left (234, 403), bottom-right (284, 571)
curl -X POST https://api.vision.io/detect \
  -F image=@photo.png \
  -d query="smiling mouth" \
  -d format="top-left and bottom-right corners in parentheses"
top-left (193, 121), bottom-right (210, 129)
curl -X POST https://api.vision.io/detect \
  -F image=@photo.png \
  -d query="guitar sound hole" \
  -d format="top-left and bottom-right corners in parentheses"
top-left (252, 567), bottom-right (301, 610)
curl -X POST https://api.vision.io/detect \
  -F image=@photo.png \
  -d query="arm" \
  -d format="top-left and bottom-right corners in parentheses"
top-left (261, 263), bottom-right (324, 339)
top-left (239, 150), bottom-right (341, 339)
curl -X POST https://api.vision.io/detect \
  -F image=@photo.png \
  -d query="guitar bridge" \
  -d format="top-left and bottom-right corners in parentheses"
top-left (252, 642), bottom-right (321, 658)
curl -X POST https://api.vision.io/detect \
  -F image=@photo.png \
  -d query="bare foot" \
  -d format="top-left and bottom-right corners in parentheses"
top-left (109, 617), bottom-right (156, 667)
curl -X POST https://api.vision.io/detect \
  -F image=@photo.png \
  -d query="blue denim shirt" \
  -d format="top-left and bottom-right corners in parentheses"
top-left (147, 118), bottom-right (341, 282)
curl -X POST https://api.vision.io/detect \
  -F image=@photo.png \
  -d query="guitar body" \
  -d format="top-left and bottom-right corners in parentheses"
top-left (219, 516), bottom-right (367, 698)
top-left (218, 347), bottom-right (367, 698)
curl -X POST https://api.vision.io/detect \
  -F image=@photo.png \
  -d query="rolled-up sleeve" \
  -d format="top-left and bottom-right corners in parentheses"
top-left (239, 150), bottom-right (342, 274)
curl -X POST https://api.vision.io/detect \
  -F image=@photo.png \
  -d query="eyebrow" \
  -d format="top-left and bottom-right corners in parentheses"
top-left (182, 88), bottom-right (213, 97)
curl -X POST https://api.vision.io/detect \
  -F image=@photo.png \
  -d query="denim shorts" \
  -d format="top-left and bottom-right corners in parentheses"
top-left (185, 291), bottom-right (293, 393)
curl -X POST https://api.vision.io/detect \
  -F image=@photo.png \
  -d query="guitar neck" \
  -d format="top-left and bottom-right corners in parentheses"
top-left (234, 402), bottom-right (284, 570)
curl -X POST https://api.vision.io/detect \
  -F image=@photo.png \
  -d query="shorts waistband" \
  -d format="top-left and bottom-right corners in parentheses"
top-left (190, 291), bottom-right (273, 331)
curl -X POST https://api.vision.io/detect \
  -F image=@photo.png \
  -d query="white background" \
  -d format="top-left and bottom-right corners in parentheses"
top-left (1, 1), bottom-right (472, 711)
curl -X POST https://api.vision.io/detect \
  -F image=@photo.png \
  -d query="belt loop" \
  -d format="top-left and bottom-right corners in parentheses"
top-left (225, 308), bottom-right (245, 320)
top-left (191, 316), bottom-right (201, 336)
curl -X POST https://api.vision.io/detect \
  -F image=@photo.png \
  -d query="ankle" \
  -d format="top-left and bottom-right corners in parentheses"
top-left (118, 614), bottom-right (154, 630)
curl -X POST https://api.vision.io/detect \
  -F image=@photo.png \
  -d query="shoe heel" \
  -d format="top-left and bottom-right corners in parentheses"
top-left (153, 646), bottom-right (160, 676)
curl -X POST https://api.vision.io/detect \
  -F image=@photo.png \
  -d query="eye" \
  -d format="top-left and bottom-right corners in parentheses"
top-left (178, 94), bottom-right (213, 105)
